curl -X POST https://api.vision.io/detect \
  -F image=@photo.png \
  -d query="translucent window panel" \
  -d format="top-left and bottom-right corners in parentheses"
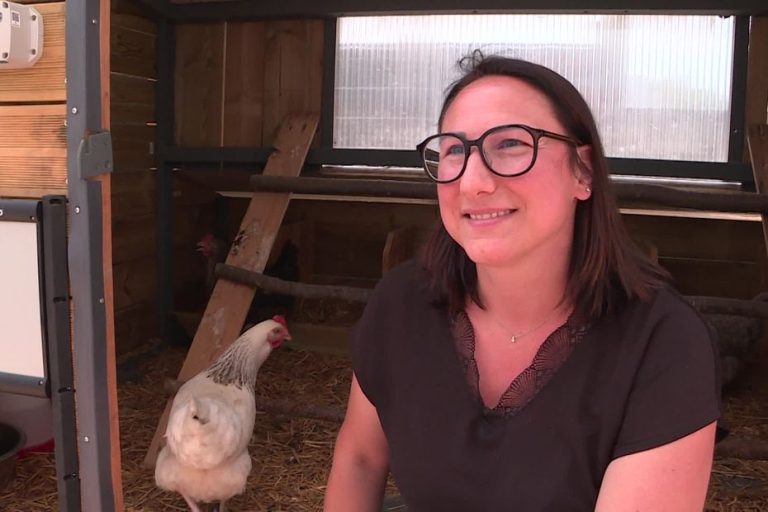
top-left (334, 15), bottom-right (734, 162)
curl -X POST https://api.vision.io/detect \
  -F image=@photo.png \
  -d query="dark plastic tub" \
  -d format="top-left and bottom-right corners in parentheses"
top-left (0, 423), bottom-right (25, 492)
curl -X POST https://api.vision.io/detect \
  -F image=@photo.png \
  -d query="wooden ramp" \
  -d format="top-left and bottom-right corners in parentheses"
top-left (144, 112), bottom-right (319, 467)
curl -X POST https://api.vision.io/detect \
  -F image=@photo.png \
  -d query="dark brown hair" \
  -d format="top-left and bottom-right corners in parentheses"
top-left (420, 51), bottom-right (668, 322)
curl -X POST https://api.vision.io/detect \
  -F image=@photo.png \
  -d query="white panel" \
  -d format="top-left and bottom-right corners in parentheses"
top-left (0, 221), bottom-right (45, 378)
top-left (334, 15), bottom-right (734, 163)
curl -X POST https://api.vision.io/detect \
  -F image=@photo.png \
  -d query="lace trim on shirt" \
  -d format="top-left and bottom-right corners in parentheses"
top-left (451, 310), bottom-right (588, 416)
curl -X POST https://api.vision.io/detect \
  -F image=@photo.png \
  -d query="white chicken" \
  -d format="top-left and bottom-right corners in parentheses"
top-left (155, 316), bottom-right (291, 512)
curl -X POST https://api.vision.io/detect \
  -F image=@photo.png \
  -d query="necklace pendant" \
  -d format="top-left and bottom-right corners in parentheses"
top-left (510, 335), bottom-right (517, 343)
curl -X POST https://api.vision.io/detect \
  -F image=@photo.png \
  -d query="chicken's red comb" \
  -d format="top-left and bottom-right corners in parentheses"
top-left (272, 314), bottom-right (287, 327)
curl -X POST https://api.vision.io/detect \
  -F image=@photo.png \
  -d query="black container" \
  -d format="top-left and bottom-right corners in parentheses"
top-left (0, 423), bottom-right (25, 492)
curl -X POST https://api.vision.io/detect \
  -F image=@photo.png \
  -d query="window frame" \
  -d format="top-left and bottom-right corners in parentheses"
top-left (322, 14), bottom-right (753, 184)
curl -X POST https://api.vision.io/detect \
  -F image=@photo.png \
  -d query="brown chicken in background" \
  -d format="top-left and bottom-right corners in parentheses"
top-left (196, 233), bottom-right (300, 324)
top-left (196, 233), bottom-right (230, 298)
top-left (154, 316), bottom-right (291, 512)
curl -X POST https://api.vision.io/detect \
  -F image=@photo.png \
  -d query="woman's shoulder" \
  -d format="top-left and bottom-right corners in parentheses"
top-left (605, 285), bottom-right (717, 366)
top-left (605, 284), bottom-right (701, 325)
top-left (634, 285), bottom-right (709, 331)
top-left (592, 285), bottom-right (715, 361)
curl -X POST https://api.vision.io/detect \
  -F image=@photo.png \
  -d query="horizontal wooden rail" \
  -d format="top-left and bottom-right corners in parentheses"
top-left (215, 263), bottom-right (372, 302)
top-left (614, 183), bottom-right (768, 214)
top-left (251, 175), bottom-right (436, 199)
top-left (250, 175), bottom-right (768, 214)
top-left (686, 295), bottom-right (768, 319)
top-left (217, 261), bottom-right (768, 318)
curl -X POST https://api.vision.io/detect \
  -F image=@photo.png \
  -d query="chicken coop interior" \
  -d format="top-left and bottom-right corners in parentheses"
top-left (1, 0), bottom-right (768, 510)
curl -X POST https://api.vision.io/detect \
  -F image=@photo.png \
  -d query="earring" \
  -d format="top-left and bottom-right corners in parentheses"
top-left (585, 186), bottom-right (591, 194)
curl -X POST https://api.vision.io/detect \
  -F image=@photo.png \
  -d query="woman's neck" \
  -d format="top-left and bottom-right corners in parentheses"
top-left (474, 253), bottom-right (571, 325)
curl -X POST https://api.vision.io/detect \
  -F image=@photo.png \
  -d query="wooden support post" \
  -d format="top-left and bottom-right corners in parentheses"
top-left (144, 113), bottom-right (319, 467)
top-left (747, 124), bottom-right (768, 258)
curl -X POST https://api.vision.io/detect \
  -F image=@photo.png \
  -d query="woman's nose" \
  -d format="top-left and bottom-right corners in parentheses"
top-left (459, 147), bottom-right (497, 195)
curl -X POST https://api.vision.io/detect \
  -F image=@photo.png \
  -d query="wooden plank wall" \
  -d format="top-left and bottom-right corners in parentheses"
top-left (172, 19), bottom-right (324, 322)
top-left (175, 19), bottom-right (323, 147)
top-left (0, 2), bottom-right (67, 198)
top-left (110, 0), bottom-right (158, 353)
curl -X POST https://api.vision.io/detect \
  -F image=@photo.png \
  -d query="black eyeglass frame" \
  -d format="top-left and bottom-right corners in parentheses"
top-left (417, 123), bottom-right (581, 184)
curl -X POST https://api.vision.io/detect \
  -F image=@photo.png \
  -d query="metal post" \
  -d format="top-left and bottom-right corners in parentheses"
top-left (728, 15), bottom-right (749, 163)
top-left (156, 19), bottom-right (176, 343)
top-left (321, 18), bottom-right (337, 149)
top-left (65, 0), bottom-right (116, 509)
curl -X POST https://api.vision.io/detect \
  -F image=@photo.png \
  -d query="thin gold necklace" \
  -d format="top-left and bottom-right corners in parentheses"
top-left (483, 305), bottom-right (563, 343)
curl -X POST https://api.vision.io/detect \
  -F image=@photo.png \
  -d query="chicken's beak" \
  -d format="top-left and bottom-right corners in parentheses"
top-left (268, 330), bottom-right (291, 349)
top-left (196, 241), bottom-right (211, 258)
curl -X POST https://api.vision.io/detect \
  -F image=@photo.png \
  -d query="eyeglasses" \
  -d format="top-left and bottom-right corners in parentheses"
top-left (417, 124), bottom-right (581, 184)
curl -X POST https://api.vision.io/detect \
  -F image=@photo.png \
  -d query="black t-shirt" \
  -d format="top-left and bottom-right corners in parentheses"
top-left (352, 260), bottom-right (721, 512)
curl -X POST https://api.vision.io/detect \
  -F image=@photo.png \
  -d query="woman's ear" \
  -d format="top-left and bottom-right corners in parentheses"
top-left (574, 145), bottom-right (593, 200)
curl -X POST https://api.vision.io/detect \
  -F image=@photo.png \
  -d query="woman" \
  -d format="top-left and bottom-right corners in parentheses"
top-left (324, 53), bottom-right (721, 511)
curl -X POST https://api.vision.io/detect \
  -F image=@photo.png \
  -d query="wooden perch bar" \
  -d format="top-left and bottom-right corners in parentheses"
top-left (613, 182), bottom-right (768, 214)
top-left (686, 296), bottom-right (768, 319)
top-left (250, 175), bottom-right (768, 214)
top-left (219, 260), bottom-right (767, 317)
top-left (252, 175), bottom-right (436, 199)
top-left (215, 263), bottom-right (372, 302)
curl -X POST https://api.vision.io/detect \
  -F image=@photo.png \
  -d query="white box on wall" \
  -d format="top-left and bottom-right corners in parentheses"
top-left (0, 1), bottom-right (43, 69)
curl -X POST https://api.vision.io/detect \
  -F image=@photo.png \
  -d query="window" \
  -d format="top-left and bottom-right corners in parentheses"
top-left (333, 15), bottom-right (735, 163)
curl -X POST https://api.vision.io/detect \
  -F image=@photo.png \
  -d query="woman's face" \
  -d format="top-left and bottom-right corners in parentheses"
top-left (437, 75), bottom-right (590, 269)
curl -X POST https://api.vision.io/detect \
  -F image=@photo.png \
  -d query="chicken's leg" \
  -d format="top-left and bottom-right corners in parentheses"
top-left (181, 493), bottom-right (203, 512)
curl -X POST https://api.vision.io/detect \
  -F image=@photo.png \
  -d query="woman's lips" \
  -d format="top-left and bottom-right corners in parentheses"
top-left (464, 209), bottom-right (515, 221)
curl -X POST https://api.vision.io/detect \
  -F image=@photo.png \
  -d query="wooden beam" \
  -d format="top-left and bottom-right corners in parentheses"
top-left (747, 125), bottom-right (768, 257)
top-left (144, 112), bottom-right (319, 467)
top-left (167, 0), bottom-right (768, 22)
top-left (744, 16), bottom-right (768, 162)
top-left (101, 0), bottom-right (123, 507)
top-left (251, 174), bottom-right (436, 199)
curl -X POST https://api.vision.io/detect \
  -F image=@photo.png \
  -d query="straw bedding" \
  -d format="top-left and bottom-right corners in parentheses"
top-left (2, 341), bottom-right (768, 511)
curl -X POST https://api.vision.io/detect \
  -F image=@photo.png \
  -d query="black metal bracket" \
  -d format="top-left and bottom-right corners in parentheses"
top-left (77, 131), bottom-right (114, 180)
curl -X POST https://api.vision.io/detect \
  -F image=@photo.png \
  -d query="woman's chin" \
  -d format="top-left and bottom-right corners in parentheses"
top-left (463, 245), bottom-right (520, 267)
